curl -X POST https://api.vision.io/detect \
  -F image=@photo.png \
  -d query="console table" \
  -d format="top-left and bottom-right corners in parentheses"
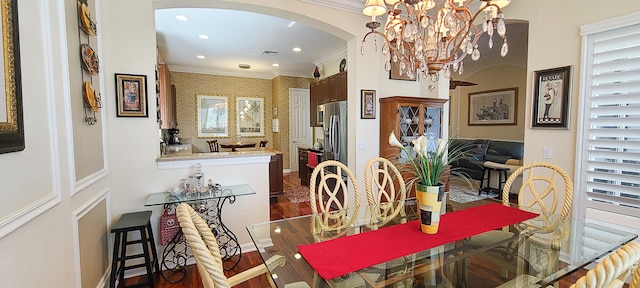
top-left (144, 184), bottom-right (255, 282)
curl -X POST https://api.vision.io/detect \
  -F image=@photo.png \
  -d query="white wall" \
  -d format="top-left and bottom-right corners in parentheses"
top-left (2, 0), bottom-right (640, 287)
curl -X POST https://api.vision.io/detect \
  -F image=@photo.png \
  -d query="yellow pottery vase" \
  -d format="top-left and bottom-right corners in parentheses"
top-left (416, 183), bottom-right (444, 234)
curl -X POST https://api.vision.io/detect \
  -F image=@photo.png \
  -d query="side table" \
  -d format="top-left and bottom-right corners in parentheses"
top-left (144, 185), bottom-right (256, 282)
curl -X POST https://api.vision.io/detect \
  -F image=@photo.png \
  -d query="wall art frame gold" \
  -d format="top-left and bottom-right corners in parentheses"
top-left (115, 73), bottom-right (148, 117)
top-left (0, 0), bottom-right (23, 154)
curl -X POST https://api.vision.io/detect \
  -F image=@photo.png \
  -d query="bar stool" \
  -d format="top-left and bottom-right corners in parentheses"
top-left (110, 211), bottom-right (159, 288)
top-left (479, 161), bottom-right (510, 195)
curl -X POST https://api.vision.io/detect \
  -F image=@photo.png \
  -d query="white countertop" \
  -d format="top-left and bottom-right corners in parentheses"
top-left (157, 150), bottom-right (277, 162)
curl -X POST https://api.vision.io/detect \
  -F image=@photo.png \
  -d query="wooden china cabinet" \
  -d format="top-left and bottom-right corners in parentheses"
top-left (379, 96), bottom-right (449, 194)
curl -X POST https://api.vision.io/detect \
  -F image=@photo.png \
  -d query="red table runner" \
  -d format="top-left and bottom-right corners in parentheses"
top-left (297, 203), bottom-right (538, 279)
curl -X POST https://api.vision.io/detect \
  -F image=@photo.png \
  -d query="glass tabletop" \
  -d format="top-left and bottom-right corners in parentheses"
top-left (246, 199), bottom-right (637, 287)
top-left (144, 184), bottom-right (256, 206)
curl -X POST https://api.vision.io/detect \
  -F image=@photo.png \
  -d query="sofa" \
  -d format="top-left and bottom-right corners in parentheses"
top-left (449, 139), bottom-right (524, 181)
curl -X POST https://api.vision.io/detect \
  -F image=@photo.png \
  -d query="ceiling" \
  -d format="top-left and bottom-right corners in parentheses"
top-left (154, 4), bottom-right (528, 80)
top-left (155, 8), bottom-right (347, 79)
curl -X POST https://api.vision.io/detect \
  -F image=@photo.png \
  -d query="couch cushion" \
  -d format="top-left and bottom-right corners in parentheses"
top-left (486, 140), bottom-right (524, 160)
top-left (484, 154), bottom-right (513, 164)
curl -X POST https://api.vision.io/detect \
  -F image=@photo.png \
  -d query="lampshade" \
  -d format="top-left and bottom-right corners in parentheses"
top-left (363, 0), bottom-right (387, 17)
top-left (384, 0), bottom-right (399, 4)
top-left (490, 0), bottom-right (511, 8)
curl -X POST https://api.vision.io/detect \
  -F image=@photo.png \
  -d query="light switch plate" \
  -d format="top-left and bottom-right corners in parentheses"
top-left (543, 147), bottom-right (552, 159)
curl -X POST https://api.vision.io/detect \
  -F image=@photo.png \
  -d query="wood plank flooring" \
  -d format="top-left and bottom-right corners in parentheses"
top-left (122, 172), bottom-right (591, 288)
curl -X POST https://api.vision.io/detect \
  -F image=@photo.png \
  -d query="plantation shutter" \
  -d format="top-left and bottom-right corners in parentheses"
top-left (578, 17), bottom-right (640, 231)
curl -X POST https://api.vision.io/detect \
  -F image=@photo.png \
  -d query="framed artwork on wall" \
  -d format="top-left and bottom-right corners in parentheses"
top-left (236, 97), bottom-right (264, 137)
top-left (532, 66), bottom-right (571, 129)
top-left (361, 89), bottom-right (376, 119)
top-left (468, 88), bottom-right (518, 126)
top-left (389, 51), bottom-right (416, 81)
top-left (197, 95), bottom-right (228, 137)
top-left (115, 73), bottom-right (148, 117)
top-left (0, 0), bottom-right (24, 154)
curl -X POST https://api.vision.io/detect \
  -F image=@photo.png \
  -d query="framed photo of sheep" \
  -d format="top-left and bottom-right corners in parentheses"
top-left (468, 88), bottom-right (518, 126)
top-left (532, 66), bottom-right (571, 129)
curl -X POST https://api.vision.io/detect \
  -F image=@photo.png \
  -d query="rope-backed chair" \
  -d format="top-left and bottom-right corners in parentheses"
top-left (308, 161), bottom-right (364, 287)
top-left (363, 157), bottom-right (407, 226)
top-left (466, 162), bottom-right (574, 284)
top-left (176, 203), bottom-right (309, 288)
top-left (207, 140), bottom-right (220, 152)
top-left (631, 258), bottom-right (640, 288)
top-left (570, 242), bottom-right (640, 288)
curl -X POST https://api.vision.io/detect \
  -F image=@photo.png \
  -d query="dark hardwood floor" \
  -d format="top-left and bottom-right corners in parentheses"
top-left (122, 172), bottom-right (590, 288)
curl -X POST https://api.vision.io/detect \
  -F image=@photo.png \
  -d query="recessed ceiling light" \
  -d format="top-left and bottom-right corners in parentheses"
top-left (292, 47), bottom-right (302, 52)
top-left (198, 34), bottom-right (209, 39)
top-left (197, 55), bottom-right (205, 59)
top-left (175, 15), bottom-right (188, 21)
top-left (272, 63), bottom-right (279, 67)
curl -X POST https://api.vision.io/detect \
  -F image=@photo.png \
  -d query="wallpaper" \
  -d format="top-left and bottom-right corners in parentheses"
top-left (170, 72), bottom-right (311, 169)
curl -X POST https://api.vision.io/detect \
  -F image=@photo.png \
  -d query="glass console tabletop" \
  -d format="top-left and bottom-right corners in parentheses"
top-left (247, 199), bottom-right (637, 287)
top-left (145, 184), bottom-right (256, 279)
top-left (144, 184), bottom-right (256, 206)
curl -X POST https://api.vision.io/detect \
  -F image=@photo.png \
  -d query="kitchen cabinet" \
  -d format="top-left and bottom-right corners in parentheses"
top-left (269, 152), bottom-right (283, 203)
top-left (309, 71), bottom-right (347, 127)
top-left (379, 96), bottom-right (449, 194)
top-left (309, 81), bottom-right (320, 127)
top-left (298, 147), bottom-right (310, 186)
top-left (158, 63), bottom-right (177, 129)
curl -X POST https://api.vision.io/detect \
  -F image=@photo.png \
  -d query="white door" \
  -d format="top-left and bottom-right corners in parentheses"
top-left (289, 88), bottom-right (312, 171)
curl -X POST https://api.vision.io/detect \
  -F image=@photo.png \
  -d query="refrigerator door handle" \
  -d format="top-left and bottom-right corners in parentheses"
top-left (332, 115), bottom-right (339, 160)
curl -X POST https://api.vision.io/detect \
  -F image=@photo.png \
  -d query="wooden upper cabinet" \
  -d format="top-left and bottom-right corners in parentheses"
top-left (158, 63), bottom-right (177, 129)
top-left (336, 71), bottom-right (347, 101)
top-left (309, 71), bottom-right (347, 127)
top-left (309, 81), bottom-right (320, 127)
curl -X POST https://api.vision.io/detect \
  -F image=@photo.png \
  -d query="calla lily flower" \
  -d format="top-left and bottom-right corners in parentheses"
top-left (412, 136), bottom-right (428, 157)
top-left (388, 131), bottom-right (404, 148)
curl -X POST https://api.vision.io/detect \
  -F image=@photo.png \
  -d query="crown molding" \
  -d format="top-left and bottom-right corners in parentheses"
top-left (297, 0), bottom-right (363, 14)
top-left (313, 47), bottom-right (347, 67)
top-left (168, 65), bottom-right (314, 80)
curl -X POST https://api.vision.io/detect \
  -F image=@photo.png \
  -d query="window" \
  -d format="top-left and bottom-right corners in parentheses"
top-left (578, 14), bottom-right (640, 232)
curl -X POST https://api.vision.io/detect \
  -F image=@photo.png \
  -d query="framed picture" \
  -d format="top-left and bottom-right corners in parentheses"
top-left (197, 95), bottom-right (228, 137)
top-left (532, 66), bottom-right (571, 129)
top-left (236, 97), bottom-right (264, 137)
top-left (115, 73), bottom-right (147, 117)
top-left (361, 89), bottom-right (376, 119)
top-left (389, 51), bottom-right (416, 81)
top-left (468, 88), bottom-right (518, 126)
top-left (0, 0), bottom-right (24, 154)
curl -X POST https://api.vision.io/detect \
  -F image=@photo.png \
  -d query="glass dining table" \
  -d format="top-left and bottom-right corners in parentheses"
top-left (246, 198), bottom-right (637, 288)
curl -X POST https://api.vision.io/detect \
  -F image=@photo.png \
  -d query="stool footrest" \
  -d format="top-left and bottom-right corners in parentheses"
top-left (123, 263), bottom-right (148, 270)
top-left (118, 253), bottom-right (146, 261)
top-left (124, 239), bottom-right (144, 245)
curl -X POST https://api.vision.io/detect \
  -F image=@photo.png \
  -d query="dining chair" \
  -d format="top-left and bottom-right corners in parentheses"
top-left (569, 242), bottom-right (640, 288)
top-left (308, 161), bottom-right (364, 287)
top-left (465, 162), bottom-right (574, 283)
top-left (309, 160), bottom-right (360, 214)
top-left (363, 157), bottom-right (406, 224)
top-left (176, 203), bottom-right (309, 288)
top-left (259, 140), bottom-right (268, 147)
top-left (631, 258), bottom-right (640, 288)
top-left (207, 140), bottom-right (220, 152)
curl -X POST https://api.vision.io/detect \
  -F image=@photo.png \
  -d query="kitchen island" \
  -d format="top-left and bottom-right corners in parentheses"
top-left (157, 148), bottom-right (283, 202)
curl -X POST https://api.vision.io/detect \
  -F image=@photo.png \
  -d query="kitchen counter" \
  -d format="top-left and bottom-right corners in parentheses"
top-left (157, 149), bottom-right (277, 162)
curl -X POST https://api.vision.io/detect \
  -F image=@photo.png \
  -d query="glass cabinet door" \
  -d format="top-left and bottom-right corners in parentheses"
top-left (424, 106), bottom-right (442, 154)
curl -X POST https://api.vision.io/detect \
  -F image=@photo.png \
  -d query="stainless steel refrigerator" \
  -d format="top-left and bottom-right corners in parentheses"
top-left (321, 101), bottom-right (347, 165)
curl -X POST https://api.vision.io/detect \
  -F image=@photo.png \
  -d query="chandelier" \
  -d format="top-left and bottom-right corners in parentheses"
top-left (361, 0), bottom-right (510, 81)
